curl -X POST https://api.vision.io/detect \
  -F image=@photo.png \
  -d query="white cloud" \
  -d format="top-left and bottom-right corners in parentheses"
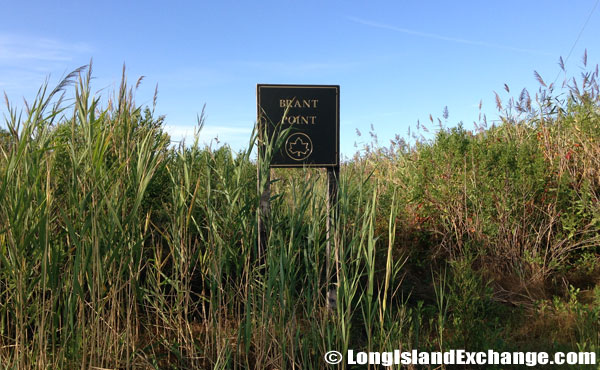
top-left (165, 123), bottom-right (252, 145)
top-left (346, 16), bottom-right (552, 56)
top-left (0, 34), bottom-right (92, 100)
top-left (0, 34), bottom-right (92, 63)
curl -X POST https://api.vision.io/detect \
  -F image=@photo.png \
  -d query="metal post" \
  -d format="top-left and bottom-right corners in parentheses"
top-left (326, 165), bottom-right (339, 310)
top-left (257, 138), bottom-right (270, 269)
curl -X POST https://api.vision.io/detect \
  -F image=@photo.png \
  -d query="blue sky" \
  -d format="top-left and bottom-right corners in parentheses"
top-left (1, 1), bottom-right (599, 158)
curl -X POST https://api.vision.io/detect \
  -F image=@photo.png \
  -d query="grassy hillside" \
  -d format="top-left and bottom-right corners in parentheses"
top-left (0, 63), bottom-right (599, 369)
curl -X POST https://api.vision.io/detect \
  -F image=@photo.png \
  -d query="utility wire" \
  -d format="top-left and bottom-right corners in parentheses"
top-left (553, 0), bottom-right (600, 86)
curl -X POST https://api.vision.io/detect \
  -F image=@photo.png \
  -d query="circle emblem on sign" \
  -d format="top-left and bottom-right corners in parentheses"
top-left (285, 132), bottom-right (313, 161)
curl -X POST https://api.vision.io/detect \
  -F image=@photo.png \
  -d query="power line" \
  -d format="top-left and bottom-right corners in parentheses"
top-left (553, 0), bottom-right (599, 85)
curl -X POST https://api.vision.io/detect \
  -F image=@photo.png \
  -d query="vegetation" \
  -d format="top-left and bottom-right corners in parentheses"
top-left (0, 58), bottom-right (599, 369)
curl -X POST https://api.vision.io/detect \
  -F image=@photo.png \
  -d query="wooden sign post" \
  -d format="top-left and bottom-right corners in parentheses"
top-left (257, 84), bottom-right (340, 309)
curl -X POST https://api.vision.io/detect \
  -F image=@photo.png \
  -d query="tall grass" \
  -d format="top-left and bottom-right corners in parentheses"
top-left (1, 58), bottom-right (599, 368)
top-left (1, 66), bottom-right (170, 368)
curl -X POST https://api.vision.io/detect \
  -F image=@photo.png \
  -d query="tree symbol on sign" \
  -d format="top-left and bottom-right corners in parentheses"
top-left (288, 137), bottom-right (310, 157)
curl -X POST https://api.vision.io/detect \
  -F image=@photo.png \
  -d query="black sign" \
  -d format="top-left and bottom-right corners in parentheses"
top-left (257, 84), bottom-right (339, 167)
